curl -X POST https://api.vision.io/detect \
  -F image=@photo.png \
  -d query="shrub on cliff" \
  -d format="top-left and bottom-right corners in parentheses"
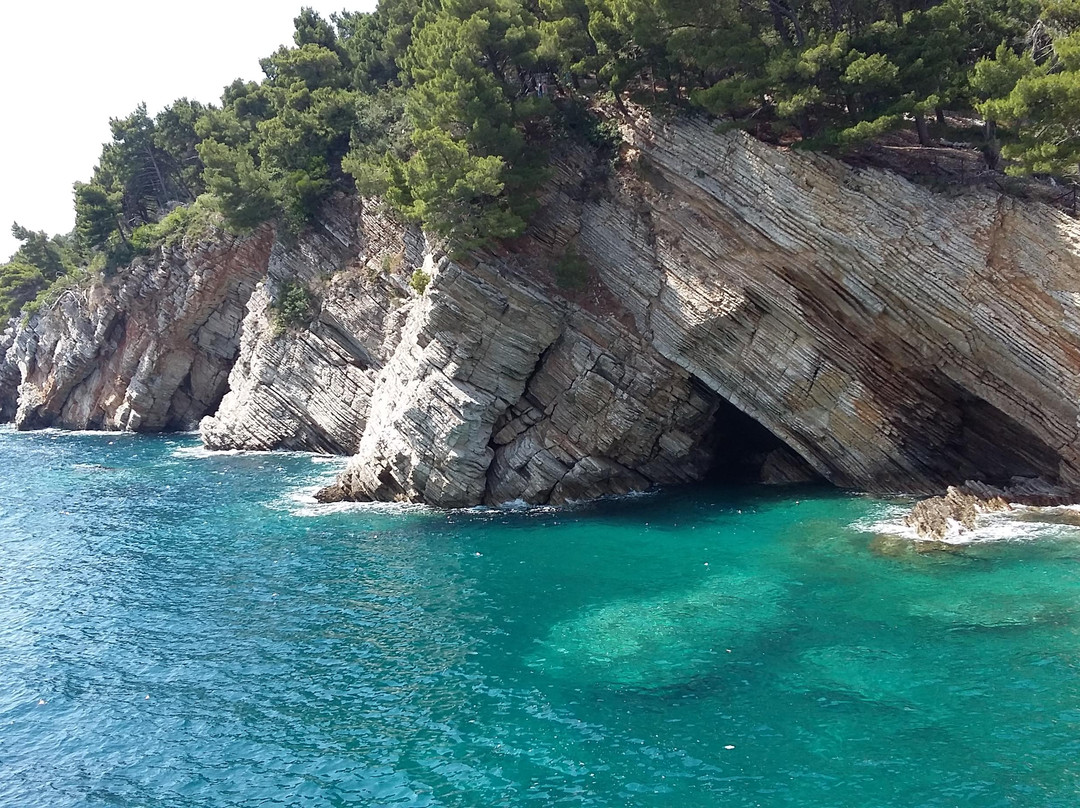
top-left (554, 245), bottom-right (590, 291)
top-left (271, 281), bottom-right (315, 333)
top-left (130, 196), bottom-right (225, 253)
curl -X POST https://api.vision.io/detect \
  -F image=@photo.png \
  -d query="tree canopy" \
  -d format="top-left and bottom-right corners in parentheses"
top-left (4, 0), bottom-right (1079, 321)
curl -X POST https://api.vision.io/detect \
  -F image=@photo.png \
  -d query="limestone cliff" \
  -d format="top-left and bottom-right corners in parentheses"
top-left (4, 112), bottom-right (1080, 510)
top-left (200, 199), bottom-right (419, 454)
top-left (567, 116), bottom-right (1080, 495)
top-left (8, 226), bottom-right (272, 431)
top-left (319, 113), bottom-right (1080, 505)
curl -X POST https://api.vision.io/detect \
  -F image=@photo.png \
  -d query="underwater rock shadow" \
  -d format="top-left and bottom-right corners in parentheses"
top-left (525, 569), bottom-right (791, 692)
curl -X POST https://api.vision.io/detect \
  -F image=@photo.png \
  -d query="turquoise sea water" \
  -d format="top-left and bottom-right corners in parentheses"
top-left (2, 428), bottom-right (1079, 807)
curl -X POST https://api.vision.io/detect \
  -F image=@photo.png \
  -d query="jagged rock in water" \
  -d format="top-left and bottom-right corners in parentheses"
top-left (905, 485), bottom-right (1010, 539)
top-left (904, 478), bottom-right (1078, 539)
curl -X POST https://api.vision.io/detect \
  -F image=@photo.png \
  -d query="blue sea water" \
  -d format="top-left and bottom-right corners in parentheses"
top-left (1, 428), bottom-right (1079, 808)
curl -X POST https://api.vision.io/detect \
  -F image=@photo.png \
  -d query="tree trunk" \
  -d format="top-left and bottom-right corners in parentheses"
top-left (613, 87), bottom-right (627, 113)
top-left (935, 106), bottom-right (946, 127)
top-left (144, 145), bottom-right (168, 208)
top-left (797, 110), bottom-right (813, 140)
top-left (983, 120), bottom-right (1001, 170)
top-left (914, 111), bottom-right (931, 146)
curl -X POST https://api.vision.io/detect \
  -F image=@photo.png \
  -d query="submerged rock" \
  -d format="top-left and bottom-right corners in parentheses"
top-left (789, 645), bottom-right (924, 707)
top-left (869, 534), bottom-right (965, 557)
top-left (531, 572), bottom-right (787, 689)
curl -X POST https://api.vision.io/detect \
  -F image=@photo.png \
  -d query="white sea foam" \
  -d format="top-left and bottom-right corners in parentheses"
top-left (171, 445), bottom-right (246, 458)
top-left (171, 444), bottom-right (347, 464)
top-left (854, 503), bottom-right (1080, 545)
top-left (311, 454), bottom-right (348, 465)
top-left (283, 494), bottom-right (433, 518)
top-left (32, 427), bottom-right (139, 438)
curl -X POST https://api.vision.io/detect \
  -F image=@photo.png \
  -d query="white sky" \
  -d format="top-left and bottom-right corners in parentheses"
top-left (0, 0), bottom-right (377, 262)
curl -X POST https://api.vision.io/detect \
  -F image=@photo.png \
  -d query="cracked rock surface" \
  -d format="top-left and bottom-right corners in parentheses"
top-left (8, 225), bottom-right (273, 431)
top-left (5, 113), bottom-right (1080, 508)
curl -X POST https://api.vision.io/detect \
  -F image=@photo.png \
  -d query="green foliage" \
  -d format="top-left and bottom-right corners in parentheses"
top-left (977, 27), bottom-right (1080, 176)
top-left (0, 223), bottom-right (80, 319)
top-left (22, 269), bottom-right (91, 322)
top-left (345, 0), bottom-right (550, 251)
top-left (408, 268), bottom-right (431, 294)
top-left (0, 261), bottom-right (48, 319)
top-left (554, 245), bottom-right (590, 290)
top-left (129, 196), bottom-right (224, 252)
top-left (13, 0), bottom-right (1077, 294)
top-left (197, 140), bottom-right (279, 230)
top-left (557, 97), bottom-right (622, 151)
top-left (74, 182), bottom-right (123, 253)
top-left (271, 281), bottom-right (315, 332)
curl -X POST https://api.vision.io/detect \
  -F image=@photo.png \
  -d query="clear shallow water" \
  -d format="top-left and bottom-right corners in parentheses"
top-left (2, 429), bottom-right (1079, 807)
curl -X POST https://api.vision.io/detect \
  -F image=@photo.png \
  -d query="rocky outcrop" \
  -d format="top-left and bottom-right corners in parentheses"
top-left (904, 477), bottom-right (1078, 539)
top-left (200, 200), bottom-right (418, 454)
top-left (535, 114), bottom-right (1080, 496)
top-left (7, 110), bottom-right (1080, 510)
top-left (904, 485), bottom-right (1011, 540)
top-left (286, 112), bottom-right (1080, 507)
top-left (484, 308), bottom-right (723, 505)
top-left (321, 256), bottom-right (563, 507)
top-left (0, 322), bottom-right (20, 422)
top-left (317, 250), bottom-right (736, 507)
top-left (9, 227), bottom-right (273, 431)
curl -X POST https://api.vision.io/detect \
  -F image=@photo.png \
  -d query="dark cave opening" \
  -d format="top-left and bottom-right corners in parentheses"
top-left (939, 386), bottom-right (1063, 487)
top-left (699, 392), bottom-right (824, 486)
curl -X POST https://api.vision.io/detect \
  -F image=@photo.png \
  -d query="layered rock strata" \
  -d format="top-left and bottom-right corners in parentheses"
top-left (0, 323), bottom-right (20, 422)
top-left (9, 226), bottom-right (272, 431)
top-left (4, 111), bottom-right (1080, 510)
top-left (539, 115), bottom-right (1080, 495)
top-left (315, 255), bottom-right (728, 507)
top-left (321, 114), bottom-right (1080, 505)
top-left (200, 200), bottom-right (420, 454)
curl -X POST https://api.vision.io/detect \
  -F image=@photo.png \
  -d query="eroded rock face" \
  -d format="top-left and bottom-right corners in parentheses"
top-left (317, 246), bottom-right (750, 507)
top-left (200, 200), bottom-right (419, 454)
top-left (9, 227), bottom-right (273, 431)
top-left (313, 113), bottom-right (1080, 507)
top-left (537, 115), bottom-right (1080, 495)
top-left (484, 309), bottom-right (721, 505)
top-left (0, 322), bottom-right (20, 422)
top-left (327, 257), bottom-right (564, 507)
top-left (7, 112), bottom-right (1080, 510)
